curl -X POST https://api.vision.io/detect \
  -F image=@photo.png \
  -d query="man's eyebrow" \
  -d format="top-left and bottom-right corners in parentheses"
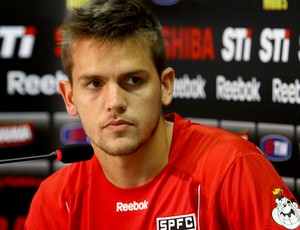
top-left (77, 69), bottom-right (150, 80)
top-left (119, 69), bottom-right (150, 78)
top-left (76, 74), bottom-right (103, 83)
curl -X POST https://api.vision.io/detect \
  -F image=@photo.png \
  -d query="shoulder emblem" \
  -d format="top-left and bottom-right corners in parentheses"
top-left (272, 188), bottom-right (300, 229)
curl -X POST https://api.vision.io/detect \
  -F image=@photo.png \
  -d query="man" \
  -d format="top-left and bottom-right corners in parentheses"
top-left (25, 0), bottom-right (300, 229)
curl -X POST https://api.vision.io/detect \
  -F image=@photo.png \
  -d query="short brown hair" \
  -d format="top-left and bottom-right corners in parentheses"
top-left (61, 0), bottom-right (166, 82)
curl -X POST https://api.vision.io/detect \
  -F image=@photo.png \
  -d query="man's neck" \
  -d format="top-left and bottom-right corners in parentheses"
top-left (95, 118), bottom-right (174, 189)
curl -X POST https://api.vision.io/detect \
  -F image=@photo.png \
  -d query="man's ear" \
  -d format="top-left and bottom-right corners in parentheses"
top-left (161, 67), bottom-right (175, 106)
top-left (59, 80), bottom-right (78, 116)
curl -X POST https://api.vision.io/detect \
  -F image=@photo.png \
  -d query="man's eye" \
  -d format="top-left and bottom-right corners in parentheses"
top-left (87, 80), bottom-right (102, 88)
top-left (127, 77), bottom-right (142, 85)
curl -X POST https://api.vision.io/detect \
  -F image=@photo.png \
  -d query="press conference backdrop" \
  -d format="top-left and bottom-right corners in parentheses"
top-left (0, 0), bottom-right (300, 228)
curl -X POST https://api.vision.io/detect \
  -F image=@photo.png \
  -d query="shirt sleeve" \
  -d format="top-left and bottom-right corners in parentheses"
top-left (219, 152), bottom-right (300, 229)
top-left (24, 188), bottom-right (50, 230)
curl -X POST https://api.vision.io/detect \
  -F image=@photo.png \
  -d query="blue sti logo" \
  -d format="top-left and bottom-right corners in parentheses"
top-left (260, 134), bottom-right (292, 162)
top-left (60, 123), bottom-right (89, 145)
top-left (151, 0), bottom-right (181, 6)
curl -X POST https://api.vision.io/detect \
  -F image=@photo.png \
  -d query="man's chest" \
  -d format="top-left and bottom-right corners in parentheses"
top-left (67, 170), bottom-right (200, 229)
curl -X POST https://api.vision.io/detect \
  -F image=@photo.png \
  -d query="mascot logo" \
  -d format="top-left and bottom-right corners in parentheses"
top-left (272, 188), bottom-right (300, 229)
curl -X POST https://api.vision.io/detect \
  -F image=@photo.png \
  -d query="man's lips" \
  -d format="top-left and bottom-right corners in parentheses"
top-left (103, 119), bottom-right (132, 131)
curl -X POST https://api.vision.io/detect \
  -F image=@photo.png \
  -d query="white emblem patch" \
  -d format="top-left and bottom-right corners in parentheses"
top-left (272, 188), bottom-right (300, 229)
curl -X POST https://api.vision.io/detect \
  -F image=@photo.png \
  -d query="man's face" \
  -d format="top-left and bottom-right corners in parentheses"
top-left (60, 39), bottom-right (173, 157)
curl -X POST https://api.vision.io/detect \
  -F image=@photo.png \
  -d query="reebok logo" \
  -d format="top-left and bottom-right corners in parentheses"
top-left (116, 200), bottom-right (148, 212)
top-left (7, 70), bottom-right (67, 96)
top-left (216, 75), bottom-right (261, 102)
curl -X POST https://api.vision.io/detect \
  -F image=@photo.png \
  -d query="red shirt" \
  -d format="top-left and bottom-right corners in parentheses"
top-left (25, 113), bottom-right (300, 229)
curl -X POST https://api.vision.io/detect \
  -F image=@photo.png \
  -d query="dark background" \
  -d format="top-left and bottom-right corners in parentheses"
top-left (0, 0), bottom-right (299, 229)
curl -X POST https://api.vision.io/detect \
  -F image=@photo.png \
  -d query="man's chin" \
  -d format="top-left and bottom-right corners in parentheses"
top-left (99, 141), bottom-right (141, 157)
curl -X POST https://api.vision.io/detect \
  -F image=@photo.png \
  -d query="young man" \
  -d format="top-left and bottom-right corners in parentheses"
top-left (25, 0), bottom-right (300, 229)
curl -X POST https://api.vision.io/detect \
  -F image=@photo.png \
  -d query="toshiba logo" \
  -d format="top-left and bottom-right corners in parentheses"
top-left (116, 200), bottom-right (148, 212)
top-left (0, 122), bottom-right (34, 147)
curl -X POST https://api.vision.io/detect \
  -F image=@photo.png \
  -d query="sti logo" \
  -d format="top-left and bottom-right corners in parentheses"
top-left (157, 214), bottom-right (196, 230)
top-left (260, 134), bottom-right (292, 162)
top-left (221, 27), bottom-right (252, 62)
top-left (259, 28), bottom-right (290, 63)
top-left (60, 123), bottom-right (89, 145)
top-left (0, 25), bottom-right (36, 59)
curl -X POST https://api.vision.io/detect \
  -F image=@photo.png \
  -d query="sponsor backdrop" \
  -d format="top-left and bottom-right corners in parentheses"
top-left (0, 0), bottom-right (299, 228)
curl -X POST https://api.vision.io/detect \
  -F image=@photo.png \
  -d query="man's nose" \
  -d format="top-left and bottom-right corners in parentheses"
top-left (104, 83), bottom-right (127, 113)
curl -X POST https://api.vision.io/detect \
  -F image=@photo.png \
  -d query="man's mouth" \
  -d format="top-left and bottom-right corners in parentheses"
top-left (104, 119), bottom-right (132, 132)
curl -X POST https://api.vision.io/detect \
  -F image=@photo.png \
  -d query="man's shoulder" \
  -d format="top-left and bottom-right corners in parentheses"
top-left (166, 112), bottom-right (255, 149)
top-left (38, 157), bottom-right (96, 198)
top-left (171, 113), bottom-right (257, 154)
top-left (169, 114), bottom-right (262, 178)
